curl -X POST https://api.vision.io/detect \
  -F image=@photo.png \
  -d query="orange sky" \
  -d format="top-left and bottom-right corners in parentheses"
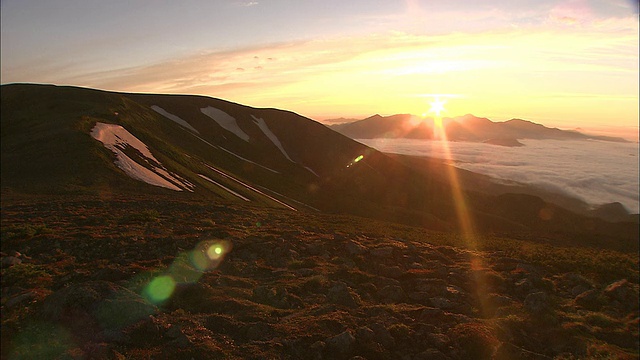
top-left (2, 1), bottom-right (638, 139)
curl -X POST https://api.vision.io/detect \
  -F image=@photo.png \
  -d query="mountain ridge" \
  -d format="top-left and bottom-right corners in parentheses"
top-left (331, 113), bottom-right (629, 144)
top-left (2, 83), bottom-right (637, 245)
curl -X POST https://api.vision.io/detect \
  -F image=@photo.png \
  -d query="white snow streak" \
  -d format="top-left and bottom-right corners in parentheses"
top-left (198, 174), bottom-right (250, 201)
top-left (204, 164), bottom-right (296, 211)
top-left (151, 105), bottom-right (200, 134)
top-left (251, 115), bottom-right (293, 162)
top-left (200, 106), bottom-right (250, 142)
top-left (217, 146), bottom-right (280, 174)
top-left (90, 122), bottom-right (192, 191)
top-left (303, 166), bottom-right (320, 177)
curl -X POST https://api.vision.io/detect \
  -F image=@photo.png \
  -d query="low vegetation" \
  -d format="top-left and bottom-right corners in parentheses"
top-left (1, 195), bottom-right (638, 359)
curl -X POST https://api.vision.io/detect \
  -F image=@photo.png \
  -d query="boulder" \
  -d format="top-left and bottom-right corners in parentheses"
top-left (524, 292), bottom-right (550, 314)
top-left (371, 246), bottom-right (394, 258)
top-left (378, 285), bottom-right (406, 304)
top-left (370, 323), bottom-right (395, 349)
top-left (345, 240), bottom-right (367, 255)
top-left (603, 279), bottom-right (639, 312)
top-left (574, 289), bottom-right (602, 310)
top-left (429, 297), bottom-right (455, 310)
top-left (327, 282), bottom-right (360, 308)
top-left (326, 330), bottom-right (355, 354)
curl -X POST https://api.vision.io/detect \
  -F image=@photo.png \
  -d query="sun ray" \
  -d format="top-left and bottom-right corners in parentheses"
top-left (428, 98), bottom-right (493, 318)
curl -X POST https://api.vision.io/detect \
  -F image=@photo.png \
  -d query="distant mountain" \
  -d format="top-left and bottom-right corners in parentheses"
top-left (331, 113), bottom-right (629, 145)
top-left (1, 84), bottom-right (636, 245)
top-left (319, 117), bottom-right (361, 125)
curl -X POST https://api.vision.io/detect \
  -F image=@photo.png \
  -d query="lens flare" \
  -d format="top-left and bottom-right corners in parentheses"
top-left (207, 244), bottom-right (223, 259)
top-left (144, 275), bottom-right (176, 304)
top-left (192, 239), bottom-right (232, 271)
top-left (347, 154), bottom-right (364, 168)
top-left (140, 238), bottom-right (233, 305)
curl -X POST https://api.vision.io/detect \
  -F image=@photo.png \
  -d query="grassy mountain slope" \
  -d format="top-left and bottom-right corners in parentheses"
top-left (1, 84), bottom-right (637, 246)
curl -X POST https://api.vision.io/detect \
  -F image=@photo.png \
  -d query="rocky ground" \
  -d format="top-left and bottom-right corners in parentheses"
top-left (1, 196), bottom-right (638, 359)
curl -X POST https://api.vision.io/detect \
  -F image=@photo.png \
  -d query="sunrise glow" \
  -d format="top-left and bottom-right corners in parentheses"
top-left (1, 1), bottom-right (637, 138)
top-left (428, 97), bottom-right (447, 117)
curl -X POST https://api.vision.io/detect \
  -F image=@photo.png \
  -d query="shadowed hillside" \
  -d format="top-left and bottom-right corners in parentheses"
top-left (2, 84), bottom-right (637, 246)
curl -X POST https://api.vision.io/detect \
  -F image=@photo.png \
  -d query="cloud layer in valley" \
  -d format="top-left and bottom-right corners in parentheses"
top-left (360, 138), bottom-right (640, 214)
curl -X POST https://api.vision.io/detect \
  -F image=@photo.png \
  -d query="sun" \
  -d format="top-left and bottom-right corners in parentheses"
top-left (428, 97), bottom-right (447, 117)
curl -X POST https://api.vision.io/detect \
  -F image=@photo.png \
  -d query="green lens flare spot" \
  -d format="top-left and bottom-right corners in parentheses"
top-left (144, 275), bottom-right (176, 304)
top-left (354, 155), bottom-right (364, 163)
top-left (207, 245), bottom-right (223, 260)
top-left (189, 249), bottom-right (210, 272)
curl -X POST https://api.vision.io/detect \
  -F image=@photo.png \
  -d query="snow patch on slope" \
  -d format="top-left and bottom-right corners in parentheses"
top-left (200, 106), bottom-right (249, 141)
top-left (151, 105), bottom-right (200, 134)
top-left (251, 115), bottom-right (293, 162)
top-left (91, 122), bottom-right (193, 192)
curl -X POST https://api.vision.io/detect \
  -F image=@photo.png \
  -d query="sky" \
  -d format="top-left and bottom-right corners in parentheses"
top-left (1, 0), bottom-right (638, 139)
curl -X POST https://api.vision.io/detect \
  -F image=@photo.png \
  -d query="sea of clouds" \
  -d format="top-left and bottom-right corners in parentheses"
top-left (359, 138), bottom-right (640, 214)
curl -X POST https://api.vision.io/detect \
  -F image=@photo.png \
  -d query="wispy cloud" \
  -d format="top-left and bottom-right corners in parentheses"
top-left (234, 1), bottom-right (258, 7)
top-left (4, 12), bottom-right (637, 125)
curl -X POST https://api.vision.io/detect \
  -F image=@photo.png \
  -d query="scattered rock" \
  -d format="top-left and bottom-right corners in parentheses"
top-left (1, 256), bottom-right (22, 268)
top-left (574, 289), bottom-right (602, 310)
top-left (378, 265), bottom-right (404, 279)
top-left (355, 326), bottom-right (375, 343)
top-left (326, 330), bottom-right (355, 354)
top-left (345, 240), bottom-right (367, 255)
top-left (570, 284), bottom-right (591, 297)
top-left (169, 330), bottom-right (192, 348)
top-left (423, 250), bottom-right (455, 265)
top-left (524, 292), bottom-right (550, 314)
top-left (415, 278), bottom-right (447, 294)
top-left (494, 342), bottom-right (552, 359)
top-left (378, 285), bottom-right (406, 304)
top-left (244, 322), bottom-right (273, 340)
top-left (514, 278), bottom-right (536, 297)
top-left (309, 340), bottom-right (325, 360)
top-left (5, 291), bottom-right (36, 308)
top-left (430, 297), bottom-right (455, 310)
top-left (327, 281), bottom-right (360, 308)
top-left (253, 285), bottom-right (304, 309)
top-left (603, 279), bottom-right (639, 311)
top-left (371, 247), bottom-right (394, 258)
top-left (414, 348), bottom-right (449, 360)
top-left (492, 258), bottom-right (520, 272)
top-left (370, 323), bottom-right (395, 349)
top-left (448, 323), bottom-right (499, 359)
top-left (41, 281), bottom-right (157, 336)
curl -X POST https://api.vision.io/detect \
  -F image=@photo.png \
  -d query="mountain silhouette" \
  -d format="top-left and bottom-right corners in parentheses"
top-left (331, 114), bottom-right (629, 145)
